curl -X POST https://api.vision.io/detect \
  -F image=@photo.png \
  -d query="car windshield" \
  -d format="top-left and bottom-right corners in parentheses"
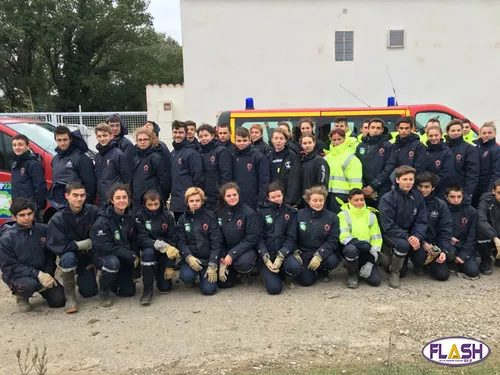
top-left (4, 121), bottom-right (58, 156)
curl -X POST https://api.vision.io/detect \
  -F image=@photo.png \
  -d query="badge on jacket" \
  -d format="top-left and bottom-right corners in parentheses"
top-left (145, 220), bottom-right (152, 231)
top-left (359, 148), bottom-right (366, 155)
top-left (299, 222), bottom-right (307, 231)
top-left (114, 230), bottom-right (121, 241)
top-left (265, 215), bottom-right (273, 224)
top-left (184, 223), bottom-right (191, 232)
top-left (218, 218), bottom-right (222, 226)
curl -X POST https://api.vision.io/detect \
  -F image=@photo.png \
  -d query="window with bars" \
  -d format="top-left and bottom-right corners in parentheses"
top-left (335, 31), bottom-right (354, 61)
top-left (388, 30), bottom-right (405, 48)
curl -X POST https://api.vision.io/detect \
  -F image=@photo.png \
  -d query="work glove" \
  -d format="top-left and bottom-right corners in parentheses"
top-left (263, 253), bottom-right (278, 273)
top-left (359, 262), bottom-right (374, 279)
top-left (75, 239), bottom-right (92, 252)
top-left (166, 245), bottom-right (180, 260)
top-left (219, 262), bottom-right (229, 282)
top-left (204, 263), bottom-right (218, 283)
top-left (308, 252), bottom-right (322, 271)
top-left (424, 245), bottom-right (441, 265)
top-left (494, 238), bottom-right (500, 259)
top-left (154, 240), bottom-right (168, 253)
top-left (164, 267), bottom-right (175, 280)
top-left (272, 252), bottom-right (285, 271)
top-left (37, 271), bottom-right (56, 289)
top-left (186, 255), bottom-right (203, 272)
top-left (293, 250), bottom-right (303, 265)
top-left (133, 256), bottom-right (140, 268)
top-left (369, 247), bottom-right (379, 263)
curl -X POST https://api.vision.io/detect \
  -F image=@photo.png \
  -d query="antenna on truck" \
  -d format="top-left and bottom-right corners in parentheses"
top-left (338, 85), bottom-right (371, 108)
top-left (386, 65), bottom-right (399, 105)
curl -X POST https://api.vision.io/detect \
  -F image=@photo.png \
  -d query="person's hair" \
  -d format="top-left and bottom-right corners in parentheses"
top-left (446, 184), bottom-right (463, 196)
top-left (143, 190), bottom-right (161, 202)
top-left (54, 126), bottom-right (72, 139)
top-left (334, 117), bottom-right (347, 124)
top-left (426, 125), bottom-right (442, 135)
top-left (218, 123), bottom-right (231, 132)
top-left (272, 127), bottom-right (289, 141)
top-left (395, 165), bottom-right (416, 179)
top-left (107, 183), bottom-right (131, 205)
top-left (426, 118), bottom-right (440, 126)
top-left (135, 127), bottom-right (159, 147)
top-left (397, 116), bottom-right (414, 128)
top-left (10, 198), bottom-right (35, 216)
top-left (106, 115), bottom-right (121, 124)
top-left (235, 127), bottom-right (250, 138)
top-left (217, 182), bottom-right (240, 208)
top-left (329, 128), bottom-right (346, 138)
top-left (185, 120), bottom-right (196, 129)
top-left (481, 121), bottom-right (497, 133)
top-left (445, 119), bottom-right (464, 133)
top-left (12, 134), bottom-right (30, 145)
top-left (172, 120), bottom-right (187, 131)
top-left (462, 118), bottom-right (470, 125)
top-left (65, 182), bottom-right (86, 194)
top-left (197, 124), bottom-right (216, 136)
top-left (303, 185), bottom-right (328, 202)
top-left (348, 188), bottom-right (364, 200)
top-left (185, 187), bottom-right (206, 203)
top-left (416, 172), bottom-right (439, 187)
top-left (277, 122), bottom-right (291, 131)
top-left (369, 118), bottom-right (385, 127)
top-left (300, 133), bottom-right (316, 144)
top-left (361, 119), bottom-right (370, 126)
top-left (267, 181), bottom-right (285, 196)
top-left (249, 124), bottom-right (264, 135)
top-left (494, 179), bottom-right (500, 190)
top-left (95, 123), bottom-right (113, 135)
top-left (299, 118), bottom-right (315, 129)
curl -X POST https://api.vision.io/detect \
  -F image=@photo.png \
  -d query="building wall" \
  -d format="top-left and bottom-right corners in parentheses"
top-left (180, 0), bottom-right (500, 127)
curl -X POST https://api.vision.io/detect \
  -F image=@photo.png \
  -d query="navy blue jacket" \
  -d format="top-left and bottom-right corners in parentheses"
top-left (477, 193), bottom-right (500, 241)
top-left (257, 201), bottom-right (297, 258)
top-left (425, 141), bottom-right (455, 199)
top-left (148, 120), bottom-right (172, 164)
top-left (49, 131), bottom-right (96, 209)
top-left (200, 139), bottom-right (233, 211)
top-left (216, 202), bottom-right (260, 260)
top-left (170, 139), bottom-right (204, 212)
top-left (252, 138), bottom-right (273, 156)
top-left (356, 135), bottom-right (396, 197)
top-left (135, 204), bottom-right (177, 250)
top-left (296, 139), bottom-right (327, 156)
top-left (446, 136), bottom-right (480, 197)
top-left (112, 114), bottom-right (136, 166)
top-left (220, 140), bottom-right (236, 154)
top-left (448, 202), bottom-right (477, 260)
top-left (11, 151), bottom-right (46, 212)
top-left (393, 133), bottom-right (427, 174)
top-left (300, 150), bottom-right (330, 193)
top-left (0, 223), bottom-right (55, 285)
top-left (296, 206), bottom-right (340, 258)
top-left (422, 194), bottom-right (452, 253)
top-left (233, 144), bottom-right (270, 210)
top-left (189, 137), bottom-right (202, 152)
top-left (47, 204), bottom-right (99, 255)
top-left (476, 138), bottom-right (500, 193)
top-left (177, 207), bottom-right (223, 266)
top-left (379, 187), bottom-right (428, 241)
top-left (267, 146), bottom-right (301, 206)
top-left (95, 142), bottom-right (131, 206)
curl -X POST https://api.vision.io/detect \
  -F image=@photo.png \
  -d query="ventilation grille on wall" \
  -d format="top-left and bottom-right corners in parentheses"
top-left (388, 30), bottom-right (405, 48)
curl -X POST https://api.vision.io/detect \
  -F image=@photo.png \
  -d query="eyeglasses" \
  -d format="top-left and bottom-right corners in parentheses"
top-left (137, 138), bottom-right (149, 143)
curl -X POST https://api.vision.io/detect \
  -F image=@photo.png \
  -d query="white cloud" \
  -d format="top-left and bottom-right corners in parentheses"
top-left (149, 0), bottom-right (182, 43)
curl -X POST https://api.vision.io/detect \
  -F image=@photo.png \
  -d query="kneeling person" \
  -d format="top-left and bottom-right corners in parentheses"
top-left (477, 180), bottom-right (500, 274)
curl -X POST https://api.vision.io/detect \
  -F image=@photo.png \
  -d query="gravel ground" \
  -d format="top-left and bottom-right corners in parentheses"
top-left (1, 266), bottom-right (499, 375)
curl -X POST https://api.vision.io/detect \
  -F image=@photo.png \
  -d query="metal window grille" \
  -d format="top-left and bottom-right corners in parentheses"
top-left (335, 31), bottom-right (354, 62)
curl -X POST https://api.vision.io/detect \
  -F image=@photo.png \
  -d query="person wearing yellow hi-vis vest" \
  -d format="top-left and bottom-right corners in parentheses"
top-left (462, 119), bottom-right (478, 145)
top-left (324, 128), bottom-right (363, 214)
top-left (338, 188), bottom-right (382, 288)
top-left (357, 119), bottom-right (370, 143)
top-left (333, 117), bottom-right (359, 152)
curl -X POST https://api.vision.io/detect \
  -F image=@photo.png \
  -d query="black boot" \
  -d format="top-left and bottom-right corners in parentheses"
top-left (140, 266), bottom-right (154, 305)
top-left (99, 289), bottom-right (112, 307)
top-left (480, 258), bottom-right (492, 275)
top-left (240, 272), bottom-right (253, 286)
top-left (389, 255), bottom-right (405, 288)
top-left (99, 270), bottom-right (115, 307)
top-left (346, 260), bottom-right (359, 289)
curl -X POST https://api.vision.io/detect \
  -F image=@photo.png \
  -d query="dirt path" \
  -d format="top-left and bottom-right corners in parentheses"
top-left (1, 268), bottom-right (499, 375)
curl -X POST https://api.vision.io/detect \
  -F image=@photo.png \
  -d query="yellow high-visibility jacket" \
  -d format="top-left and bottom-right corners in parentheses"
top-left (463, 131), bottom-right (477, 145)
top-left (324, 142), bottom-right (363, 196)
top-left (338, 203), bottom-right (382, 250)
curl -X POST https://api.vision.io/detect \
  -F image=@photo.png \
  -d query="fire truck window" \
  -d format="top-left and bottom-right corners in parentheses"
top-left (0, 133), bottom-right (15, 172)
top-left (239, 121), bottom-right (281, 143)
top-left (415, 112), bottom-right (453, 132)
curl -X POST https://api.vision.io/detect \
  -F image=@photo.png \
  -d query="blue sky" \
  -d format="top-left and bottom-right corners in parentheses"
top-left (149, 0), bottom-right (182, 42)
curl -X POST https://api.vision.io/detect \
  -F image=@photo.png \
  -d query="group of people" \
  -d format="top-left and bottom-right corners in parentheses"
top-left (2, 114), bottom-right (500, 314)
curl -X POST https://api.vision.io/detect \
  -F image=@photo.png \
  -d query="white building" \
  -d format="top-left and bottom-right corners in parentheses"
top-left (179, 0), bottom-right (500, 126)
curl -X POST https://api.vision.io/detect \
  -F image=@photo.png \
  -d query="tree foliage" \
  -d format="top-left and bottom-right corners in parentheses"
top-left (0, 0), bottom-right (183, 112)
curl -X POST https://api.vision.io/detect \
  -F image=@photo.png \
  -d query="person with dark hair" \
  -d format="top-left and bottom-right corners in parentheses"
top-left (217, 123), bottom-right (236, 153)
top-left (445, 185), bottom-right (480, 279)
top-left (233, 127), bottom-right (270, 210)
top-left (296, 186), bottom-right (340, 286)
top-left (257, 181), bottom-right (300, 294)
top-left (94, 123), bottom-right (131, 208)
top-left (90, 184), bottom-right (139, 307)
top-left (476, 180), bottom-right (500, 275)
top-left (355, 118), bottom-right (396, 208)
top-left (461, 118), bottom-right (477, 145)
top-left (170, 120), bottom-right (204, 219)
top-left (144, 120), bottom-right (172, 165)
top-left (185, 120), bottom-right (201, 152)
top-left (177, 187), bottom-right (224, 295)
top-left (135, 190), bottom-right (179, 304)
top-left (425, 125), bottom-right (455, 199)
top-left (473, 122), bottom-right (500, 207)
top-left (106, 114), bottom-right (136, 165)
top-left (392, 116), bottom-right (427, 175)
top-left (267, 128), bottom-right (301, 206)
top-left (357, 119), bottom-right (370, 143)
top-left (48, 126), bottom-right (96, 209)
top-left (333, 117), bottom-right (358, 152)
top-left (216, 182), bottom-right (260, 287)
top-left (11, 134), bottom-right (46, 219)
top-left (250, 124), bottom-right (273, 155)
top-left (298, 118), bottom-right (327, 156)
top-left (46, 183), bottom-right (99, 313)
top-left (338, 188), bottom-right (382, 288)
top-left (0, 198), bottom-right (65, 312)
top-left (300, 134), bottom-right (329, 203)
top-left (415, 172), bottom-right (453, 281)
top-left (197, 124), bottom-right (233, 210)
top-left (379, 166), bottom-right (428, 288)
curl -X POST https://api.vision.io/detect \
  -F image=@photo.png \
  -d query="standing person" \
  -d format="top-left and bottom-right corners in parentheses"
top-left (48, 126), bottom-right (96, 210)
top-left (177, 187), bottom-right (223, 295)
top-left (277, 122), bottom-right (301, 154)
top-left (445, 119), bottom-right (480, 203)
top-left (257, 182), bottom-right (301, 294)
top-left (11, 134), bottom-right (46, 220)
top-left (462, 119), bottom-right (478, 145)
top-left (445, 185), bottom-right (480, 279)
top-left (268, 128), bottom-right (301, 206)
top-left (144, 120), bottom-right (172, 165)
top-left (473, 121), bottom-right (500, 207)
top-left (333, 117), bottom-right (358, 151)
top-left (47, 183), bottom-right (99, 313)
top-left (298, 118), bottom-right (327, 156)
top-left (135, 190), bottom-right (179, 304)
top-left (131, 127), bottom-right (171, 210)
top-left (185, 120), bottom-right (201, 152)
top-left (357, 119), bottom-right (370, 143)
top-left (392, 116), bottom-right (427, 174)
top-left (338, 188), bottom-right (382, 288)
top-left (476, 180), bottom-right (500, 275)
top-left (197, 124), bottom-right (233, 211)
top-left (379, 166), bottom-right (428, 288)
top-left (233, 127), bottom-right (270, 210)
top-left (425, 125), bottom-right (455, 199)
top-left (94, 124), bottom-right (131, 208)
top-left (0, 198), bottom-right (65, 312)
top-left (216, 182), bottom-right (259, 287)
top-left (217, 123), bottom-right (236, 153)
top-left (250, 124), bottom-right (273, 155)
top-left (325, 128), bottom-right (363, 213)
top-left (296, 186), bottom-right (340, 286)
top-left (355, 118), bottom-right (396, 208)
top-left (170, 121), bottom-right (204, 220)
top-left (106, 114), bottom-right (136, 165)
top-left (90, 184), bottom-right (140, 307)
top-left (420, 118), bottom-right (441, 144)
top-left (300, 134), bottom-right (329, 202)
